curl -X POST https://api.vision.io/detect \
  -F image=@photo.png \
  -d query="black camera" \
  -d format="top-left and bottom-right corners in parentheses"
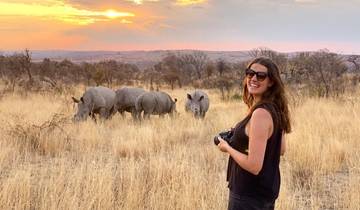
top-left (214, 130), bottom-right (233, 145)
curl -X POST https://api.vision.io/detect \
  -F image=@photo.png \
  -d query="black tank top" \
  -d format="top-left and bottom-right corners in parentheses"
top-left (227, 103), bottom-right (283, 202)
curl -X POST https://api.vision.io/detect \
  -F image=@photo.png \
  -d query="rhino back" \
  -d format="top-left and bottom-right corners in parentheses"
top-left (88, 86), bottom-right (115, 110)
top-left (116, 87), bottom-right (146, 109)
top-left (136, 92), bottom-right (157, 113)
top-left (154, 92), bottom-right (173, 113)
top-left (136, 91), bottom-right (173, 114)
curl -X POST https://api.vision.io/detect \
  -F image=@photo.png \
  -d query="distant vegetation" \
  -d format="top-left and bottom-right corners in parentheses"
top-left (0, 48), bottom-right (359, 98)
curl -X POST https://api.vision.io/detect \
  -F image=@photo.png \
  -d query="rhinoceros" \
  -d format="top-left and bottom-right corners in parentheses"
top-left (72, 86), bottom-right (116, 122)
top-left (185, 90), bottom-right (209, 118)
top-left (135, 91), bottom-right (177, 119)
top-left (114, 87), bottom-right (146, 120)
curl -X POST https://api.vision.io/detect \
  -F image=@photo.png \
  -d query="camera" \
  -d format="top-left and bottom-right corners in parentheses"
top-left (214, 130), bottom-right (233, 145)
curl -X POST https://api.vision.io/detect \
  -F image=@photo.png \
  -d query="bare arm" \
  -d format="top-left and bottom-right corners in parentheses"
top-left (218, 108), bottom-right (273, 175)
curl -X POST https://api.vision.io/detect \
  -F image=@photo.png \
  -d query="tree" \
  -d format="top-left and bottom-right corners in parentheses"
top-left (216, 58), bottom-right (230, 76)
top-left (248, 47), bottom-right (288, 76)
top-left (162, 71), bottom-right (181, 90)
top-left (21, 49), bottom-right (33, 84)
top-left (80, 62), bottom-right (95, 86)
top-left (98, 60), bottom-right (117, 87)
top-left (205, 61), bottom-right (215, 79)
top-left (216, 76), bottom-right (235, 100)
top-left (92, 66), bottom-right (106, 86)
top-left (289, 50), bottom-right (348, 97)
top-left (180, 51), bottom-right (209, 80)
top-left (142, 67), bottom-right (161, 90)
top-left (347, 55), bottom-right (360, 72)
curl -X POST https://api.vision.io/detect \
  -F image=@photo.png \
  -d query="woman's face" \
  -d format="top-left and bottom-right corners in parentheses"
top-left (246, 63), bottom-right (273, 98)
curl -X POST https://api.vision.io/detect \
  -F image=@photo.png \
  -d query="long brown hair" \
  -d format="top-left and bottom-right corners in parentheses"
top-left (242, 57), bottom-right (291, 133)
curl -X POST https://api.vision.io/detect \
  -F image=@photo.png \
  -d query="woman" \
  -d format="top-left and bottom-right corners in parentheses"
top-left (217, 57), bottom-right (291, 210)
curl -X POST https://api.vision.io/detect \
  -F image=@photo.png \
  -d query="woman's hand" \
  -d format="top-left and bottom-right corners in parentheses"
top-left (217, 136), bottom-right (231, 153)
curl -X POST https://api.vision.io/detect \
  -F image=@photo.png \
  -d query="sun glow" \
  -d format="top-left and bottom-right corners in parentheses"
top-left (0, 1), bottom-right (135, 25)
top-left (105, 10), bottom-right (124, 19)
top-left (176, 0), bottom-right (206, 6)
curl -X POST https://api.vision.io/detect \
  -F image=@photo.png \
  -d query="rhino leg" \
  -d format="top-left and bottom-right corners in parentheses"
top-left (130, 107), bottom-right (141, 121)
top-left (99, 108), bottom-right (108, 120)
top-left (118, 110), bottom-right (126, 118)
top-left (169, 112), bottom-right (175, 118)
top-left (200, 111), bottom-right (206, 119)
top-left (90, 112), bottom-right (97, 123)
top-left (136, 112), bottom-right (143, 121)
top-left (143, 111), bottom-right (151, 120)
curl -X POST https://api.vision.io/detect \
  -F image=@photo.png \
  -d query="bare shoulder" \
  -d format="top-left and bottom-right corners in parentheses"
top-left (251, 108), bottom-right (273, 122)
top-left (250, 108), bottom-right (274, 138)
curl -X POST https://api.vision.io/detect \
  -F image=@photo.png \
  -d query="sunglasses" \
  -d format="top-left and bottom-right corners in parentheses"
top-left (245, 68), bottom-right (268, 82)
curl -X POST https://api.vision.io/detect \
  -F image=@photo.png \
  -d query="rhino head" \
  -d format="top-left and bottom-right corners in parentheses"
top-left (72, 96), bottom-right (90, 122)
top-left (187, 93), bottom-right (204, 118)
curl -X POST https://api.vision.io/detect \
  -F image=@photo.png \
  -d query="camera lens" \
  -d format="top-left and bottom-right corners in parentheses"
top-left (214, 136), bottom-right (220, 145)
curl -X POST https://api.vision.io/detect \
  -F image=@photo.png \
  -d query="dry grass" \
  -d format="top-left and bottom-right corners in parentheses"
top-left (0, 86), bottom-right (359, 210)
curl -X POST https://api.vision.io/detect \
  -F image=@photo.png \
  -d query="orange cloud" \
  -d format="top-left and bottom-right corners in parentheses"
top-left (0, 1), bottom-right (135, 25)
top-left (175, 0), bottom-right (206, 6)
top-left (125, 0), bottom-right (206, 6)
top-left (126, 0), bottom-right (159, 5)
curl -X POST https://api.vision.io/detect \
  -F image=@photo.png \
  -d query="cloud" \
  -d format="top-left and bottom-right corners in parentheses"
top-left (294, 0), bottom-right (317, 3)
top-left (175, 0), bottom-right (206, 6)
top-left (0, 1), bottom-right (135, 25)
top-left (125, 0), bottom-right (160, 5)
top-left (68, 0), bottom-right (206, 7)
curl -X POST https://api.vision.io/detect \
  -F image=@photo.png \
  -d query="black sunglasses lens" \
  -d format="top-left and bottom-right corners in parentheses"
top-left (245, 69), bottom-right (268, 81)
top-left (257, 73), bottom-right (267, 81)
top-left (245, 69), bottom-right (255, 78)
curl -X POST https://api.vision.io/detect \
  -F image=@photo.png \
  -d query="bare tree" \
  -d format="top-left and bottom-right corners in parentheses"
top-left (22, 49), bottom-right (33, 84)
top-left (289, 50), bottom-right (347, 97)
top-left (142, 67), bottom-right (161, 90)
top-left (347, 55), bottom-right (360, 72)
top-left (5, 55), bottom-right (23, 91)
top-left (205, 61), bottom-right (215, 79)
top-left (80, 62), bottom-right (94, 86)
top-left (162, 71), bottom-right (181, 90)
top-left (248, 47), bottom-right (288, 76)
top-left (216, 58), bottom-right (230, 76)
top-left (97, 60), bottom-right (117, 87)
top-left (180, 51), bottom-right (209, 80)
top-left (216, 76), bottom-right (235, 100)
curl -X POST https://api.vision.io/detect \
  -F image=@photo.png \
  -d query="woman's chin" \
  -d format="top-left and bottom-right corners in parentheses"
top-left (248, 89), bottom-right (260, 95)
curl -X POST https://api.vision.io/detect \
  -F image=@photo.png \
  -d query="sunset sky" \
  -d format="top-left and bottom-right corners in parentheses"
top-left (0, 0), bottom-right (359, 53)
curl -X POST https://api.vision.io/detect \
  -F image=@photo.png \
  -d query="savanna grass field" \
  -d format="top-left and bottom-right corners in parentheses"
top-left (0, 85), bottom-right (359, 210)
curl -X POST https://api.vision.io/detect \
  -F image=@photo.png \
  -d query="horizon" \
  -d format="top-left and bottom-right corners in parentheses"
top-left (0, 0), bottom-right (359, 54)
top-left (1, 48), bottom-right (358, 56)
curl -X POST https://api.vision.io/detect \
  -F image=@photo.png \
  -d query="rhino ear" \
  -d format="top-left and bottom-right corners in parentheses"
top-left (187, 94), bottom-right (192, 100)
top-left (199, 95), bottom-right (204, 102)
top-left (174, 98), bottom-right (178, 103)
top-left (72, 97), bottom-right (80, 103)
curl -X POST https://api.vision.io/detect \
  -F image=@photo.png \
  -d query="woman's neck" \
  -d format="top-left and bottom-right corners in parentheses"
top-left (253, 95), bottom-right (262, 104)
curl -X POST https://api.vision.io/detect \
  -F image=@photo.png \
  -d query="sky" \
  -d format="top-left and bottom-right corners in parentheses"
top-left (0, 0), bottom-right (359, 53)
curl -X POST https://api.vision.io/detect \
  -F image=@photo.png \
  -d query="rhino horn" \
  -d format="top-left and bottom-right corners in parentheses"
top-left (72, 97), bottom-right (80, 103)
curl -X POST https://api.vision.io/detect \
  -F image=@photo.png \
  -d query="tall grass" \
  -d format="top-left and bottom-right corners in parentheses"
top-left (0, 87), bottom-right (359, 209)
